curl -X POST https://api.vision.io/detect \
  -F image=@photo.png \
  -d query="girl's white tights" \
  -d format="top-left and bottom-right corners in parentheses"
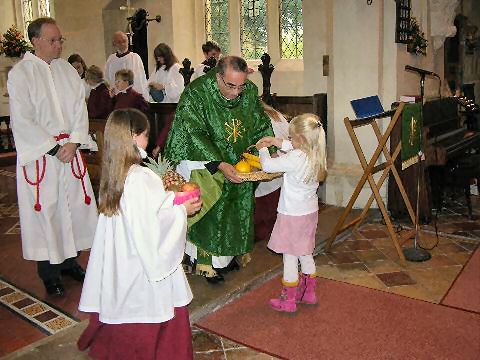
top-left (283, 253), bottom-right (316, 283)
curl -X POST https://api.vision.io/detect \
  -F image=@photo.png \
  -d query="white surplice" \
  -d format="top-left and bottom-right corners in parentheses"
top-left (148, 63), bottom-right (184, 103)
top-left (79, 165), bottom-right (193, 324)
top-left (104, 52), bottom-right (149, 100)
top-left (7, 52), bottom-right (98, 263)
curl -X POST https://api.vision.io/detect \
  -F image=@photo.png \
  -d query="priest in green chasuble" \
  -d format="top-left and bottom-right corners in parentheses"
top-left (164, 56), bottom-right (273, 283)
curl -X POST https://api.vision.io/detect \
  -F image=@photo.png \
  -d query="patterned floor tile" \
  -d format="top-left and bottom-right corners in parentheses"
top-left (375, 271), bottom-right (416, 287)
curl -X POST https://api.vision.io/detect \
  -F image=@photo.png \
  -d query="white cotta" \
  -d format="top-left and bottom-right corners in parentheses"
top-left (79, 165), bottom-right (192, 324)
top-left (104, 52), bottom-right (149, 100)
top-left (191, 63), bottom-right (208, 81)
top-left (7, 52), bottom-right (98, 263)
top-left (148, 63), bottom-right (184, 103)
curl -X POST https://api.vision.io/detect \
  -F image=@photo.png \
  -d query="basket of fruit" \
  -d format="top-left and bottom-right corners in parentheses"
top-left (234, 150), bottom-right (282, 182)
top-left (144, 155), bottom-right (201, 204)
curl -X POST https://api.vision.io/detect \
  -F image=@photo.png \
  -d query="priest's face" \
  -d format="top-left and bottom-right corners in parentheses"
top-left (32, 23), bottom-right (63, 63)
top-left (216, 69), bottom-right (247, 100)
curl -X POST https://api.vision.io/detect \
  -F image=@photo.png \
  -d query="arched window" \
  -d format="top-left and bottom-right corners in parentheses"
top-left (280, 0), bottom-right (303, 59)
top-left (19, 0), bottom-right (53, 37)
top-left (240, 0), bottom-right (267, 60)
top-left (204, 0), bottom-right (303, 61)
top-left (205, 0), bottom-right (230, 54)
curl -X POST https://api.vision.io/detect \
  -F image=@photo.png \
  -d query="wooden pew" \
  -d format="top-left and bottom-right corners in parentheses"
top-left (83, 119), bottom-right (106, 198)
top-left (146, 102), bottom-right (177, 153)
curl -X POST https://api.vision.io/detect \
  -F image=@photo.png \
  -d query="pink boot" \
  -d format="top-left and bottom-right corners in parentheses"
top-left (269, 285), bottom-right (297, 313)
top-left (296, 274), bottom-right (317, 305)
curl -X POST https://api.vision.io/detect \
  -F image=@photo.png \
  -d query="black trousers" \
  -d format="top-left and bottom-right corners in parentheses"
top-left (37, 257), bottom-right (79, 282)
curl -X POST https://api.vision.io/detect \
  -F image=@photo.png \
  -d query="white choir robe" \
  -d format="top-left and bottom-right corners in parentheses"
top-left (7, 52), bottom-right (98, 263)
top-left (79, 165), bottom-right (193, 324)
top-left (191, 63), bottom-right (208, 81)
top-left (148, 63), bottom-right (184, 103)
top-left (104, 52), bottom-right (149, 100)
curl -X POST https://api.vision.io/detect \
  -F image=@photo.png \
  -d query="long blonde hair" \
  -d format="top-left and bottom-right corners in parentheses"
top-left (98, 109), bottom-right (150, 216)
top-left (289, 113), bottom-right (327, 183)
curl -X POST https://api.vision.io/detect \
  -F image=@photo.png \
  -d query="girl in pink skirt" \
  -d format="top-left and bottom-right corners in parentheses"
top-left (256, 113), bottom-right (327, 314)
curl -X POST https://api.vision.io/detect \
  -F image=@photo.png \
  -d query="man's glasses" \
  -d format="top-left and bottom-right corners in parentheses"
top-left (220, 75), bottom-right (246, 92)
top-left (40, 37), bottom-right (66, 45)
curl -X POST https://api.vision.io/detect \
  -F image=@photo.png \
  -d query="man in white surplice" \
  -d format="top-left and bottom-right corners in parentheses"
top-left (7, 17), bottom-right (98, 296)
top-left (104, 31), bottom-right (149, 101)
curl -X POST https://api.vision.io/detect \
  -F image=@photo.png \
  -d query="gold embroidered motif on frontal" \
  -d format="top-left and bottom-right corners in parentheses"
top-left (224, 119), bottom-right (244, 143)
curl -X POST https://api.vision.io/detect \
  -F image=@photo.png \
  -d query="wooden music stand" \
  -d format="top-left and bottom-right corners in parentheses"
top-left (325, 102), bottom-right (416, 263)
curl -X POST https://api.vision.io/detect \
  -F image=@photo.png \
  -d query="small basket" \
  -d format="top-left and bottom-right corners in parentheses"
top-left (238, 170), bottom-right (283, 182)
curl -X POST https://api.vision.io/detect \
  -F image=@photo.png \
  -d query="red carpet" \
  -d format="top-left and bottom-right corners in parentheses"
top-left (442, 248), bottom-right (480, 313)
top-left (196, 276), bottom-right (480, 360)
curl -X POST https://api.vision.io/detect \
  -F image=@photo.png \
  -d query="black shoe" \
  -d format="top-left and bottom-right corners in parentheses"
top-left (61, 265), bottom-right (86, 282)
top-left (205, 273), bottom-right (225, 284)
top-left (43, 279), bottom-right (65, 296)
top-left (213, 258), bottom-right (240, 275)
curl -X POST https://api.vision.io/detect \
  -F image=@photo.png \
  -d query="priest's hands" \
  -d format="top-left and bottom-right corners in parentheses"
top-left (218, 162), bottom-right (242, 183)
top-left (56, 143), bottom-right (78, 163)
top-left (183, 197), bottom-right (202, 216)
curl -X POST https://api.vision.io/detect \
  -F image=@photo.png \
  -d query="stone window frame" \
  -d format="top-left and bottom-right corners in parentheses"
top-left (15, 0), bottom-right (55, 38)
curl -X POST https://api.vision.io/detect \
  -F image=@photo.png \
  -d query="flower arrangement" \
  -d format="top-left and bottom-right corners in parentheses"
top-left (407, 17), bottom-right (428, 56)
top-left (0, 25), bottom-right (32, 58)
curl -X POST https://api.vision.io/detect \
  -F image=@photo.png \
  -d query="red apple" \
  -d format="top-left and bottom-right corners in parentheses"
top-left (181, 182), bottom-right (199, 192)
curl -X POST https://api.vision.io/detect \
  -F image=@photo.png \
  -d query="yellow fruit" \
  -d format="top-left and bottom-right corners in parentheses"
top-left (243, 153), bottom-right (260, 162)
top-left (235, 160), bottom-right (251, 173)
top-left (246, 159), bottom-right (262, 170)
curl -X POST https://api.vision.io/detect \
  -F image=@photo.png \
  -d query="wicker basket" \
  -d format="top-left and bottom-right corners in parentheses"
top-left (238, 170), bottom-right (283, 182)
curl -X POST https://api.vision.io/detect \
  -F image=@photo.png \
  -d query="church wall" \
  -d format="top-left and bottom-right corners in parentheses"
top-left (0, 0), bottom-right (17, 35)
top-left (461, 0), bottom-right (480, 101)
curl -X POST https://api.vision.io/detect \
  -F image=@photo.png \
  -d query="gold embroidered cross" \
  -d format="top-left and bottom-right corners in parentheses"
top-left (225, 119), bottom-right (244, 143)
top-left (409, 115), bottom-right (418, 146)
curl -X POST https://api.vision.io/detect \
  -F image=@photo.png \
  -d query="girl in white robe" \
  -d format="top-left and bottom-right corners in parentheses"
top-left (78, 108), bottom-right (202, 360)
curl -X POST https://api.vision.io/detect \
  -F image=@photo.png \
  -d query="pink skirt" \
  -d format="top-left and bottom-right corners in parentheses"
top-left (77, 306), bottom-right (193, 360)
top-left (268, 211), bottom-right (318, 256)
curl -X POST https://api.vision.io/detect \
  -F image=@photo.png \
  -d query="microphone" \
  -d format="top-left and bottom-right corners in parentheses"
top-left (405, 65), bottom-right (438, 77)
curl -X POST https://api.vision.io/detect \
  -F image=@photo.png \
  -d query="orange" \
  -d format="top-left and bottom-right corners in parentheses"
top-left (235, 160), bottom-right (251, 173)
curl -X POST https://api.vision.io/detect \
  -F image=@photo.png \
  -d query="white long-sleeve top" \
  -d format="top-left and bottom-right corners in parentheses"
top-left (104, 51), bottom-right (149, 100)
top-left (148, 63), bottom-right (184, 103)
top-left (259, 140), bottom-right (319, 216)
top-left (79, 165), bottom-right (192, 324)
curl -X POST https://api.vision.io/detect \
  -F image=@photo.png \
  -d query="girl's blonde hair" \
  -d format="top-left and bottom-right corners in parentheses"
top-left (289, 113), bottom-right (327, 183)
top-left (98, 109), bottom-right (150, 216)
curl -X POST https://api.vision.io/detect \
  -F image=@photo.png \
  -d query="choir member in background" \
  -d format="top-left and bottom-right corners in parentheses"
top-left (191, 40), bottom-right (221, 81)
top-left (68, 53), bottom-right (91, 99)
top-left (7, 17), bottom-right (98, 296)
top-left (78, 108), bottom-right (201, 359)
top-left (254, 102), bottom-right (289, 242)
top-left (110, 69), bottom-right (149, 114)
top-left (148, 43), bottom-right (184, 103)
top-left (85, 65), bottom-right (113, 120)
top-left (104, 31), bottom-right (149, 100)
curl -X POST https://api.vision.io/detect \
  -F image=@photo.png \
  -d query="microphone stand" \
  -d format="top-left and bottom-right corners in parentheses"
top-left (402, 67), bottom-right (432, 262)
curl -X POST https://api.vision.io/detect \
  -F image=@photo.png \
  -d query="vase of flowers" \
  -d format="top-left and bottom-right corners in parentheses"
top-left (407, 17), bottom-right (428, 56)
top-left (0, 25), bottom-right (32, 58)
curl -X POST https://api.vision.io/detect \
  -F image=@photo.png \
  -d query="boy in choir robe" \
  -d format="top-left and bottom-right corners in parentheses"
top-left (110, 69), bottom-right (149, 113)
top-left (191, 41), bottom-right (221, 81)
top-left (7, 17), bottom-right (98, 296)
top-left (104, 31), bottom-right (149, 100)
top-left (85, 65), bottom-right (113, 120)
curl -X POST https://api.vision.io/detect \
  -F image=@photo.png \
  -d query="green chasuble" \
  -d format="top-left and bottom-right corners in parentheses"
top-left (164, 68), bottom-right (273, 258)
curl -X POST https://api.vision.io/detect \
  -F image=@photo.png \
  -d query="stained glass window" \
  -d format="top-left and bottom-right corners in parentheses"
top-left (280, 0), bottom-right (303, 59)
top-left (21, 0), bottom-right (34, 37)
top-left (205, 0), bottom-right (230, 54)
top-left (38, 0), bottom-right (51, 17)
top-left (240, 0), bottom-right (267, 60)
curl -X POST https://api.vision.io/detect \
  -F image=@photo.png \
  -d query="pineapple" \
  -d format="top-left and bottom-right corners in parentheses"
top-left (144, 155), bottom-right (185, 190)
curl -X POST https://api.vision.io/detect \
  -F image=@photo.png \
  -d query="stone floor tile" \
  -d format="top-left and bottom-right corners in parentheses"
top-left (369, 238), bottom-right (395, 248)
top-left (314, 254), bottom-right (331, 265)
top-left (359, 229), bottom-right (388, 239)
top-left (375, 271), bottom-right (416, 287)
top-left (326, 252), bottom-right (361, 264)
top-left (437, 242), bottom-right (470, 254)
top-left (363, 260), bottom-right (403, 274)
top-left (329, 241), bottom-right (352, 253)
top-left (354, 249), bottom-right (388, 262)
top-left (347, 240), bottom-right (374, 251)
top-left (192, 329), bottom-right (224, 353)
top-left (386, 284), bottom-right (438, 303)
top-left (335, 263), bottom-right (370, 278)
top-left (342, 274), bottom-right (387, 290)
top-left (315, 265), bottom-right (345, 280)
top-left (448, 252), bottom-right (474, 265)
